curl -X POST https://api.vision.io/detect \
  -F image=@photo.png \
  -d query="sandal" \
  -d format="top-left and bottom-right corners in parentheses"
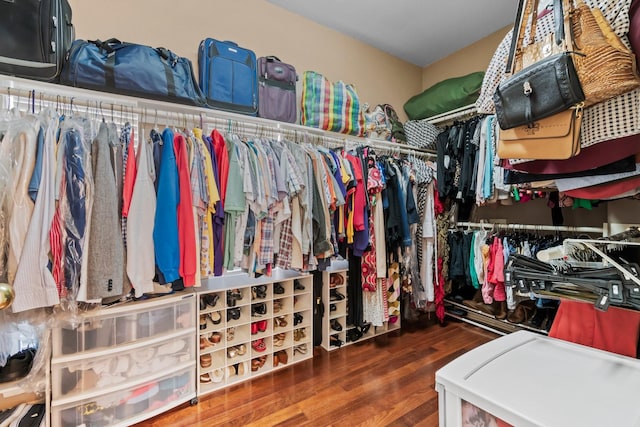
top-left (251, 358), bottom-right (262, 372)
top-left (293, 343), bottom-right (308, 355)
top-left (236, 344), bottom-right (247, 356)
top-left (227, 347), bottom-right (238, 358)
top-left (273, 333), bottom-right (286, 347)
top-left (200, 373), bottom-right (211, 383)
top-left (227, 327), bottom-right (235, 342)
top-left (251, 338), bottom-right (266, 352)
top-left (274, 316), bottom-right (288, 328)
top-left (273, 299), bottom-right (283, 313)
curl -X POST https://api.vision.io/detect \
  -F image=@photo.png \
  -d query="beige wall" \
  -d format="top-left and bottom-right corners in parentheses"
top-left (421, 26), bottom-right (511, 91)
top-left (68, 0), bottom-right (422, 121)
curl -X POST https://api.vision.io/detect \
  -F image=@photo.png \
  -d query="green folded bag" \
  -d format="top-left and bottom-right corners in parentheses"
top-left (403, 71), bottom-right (485, 120)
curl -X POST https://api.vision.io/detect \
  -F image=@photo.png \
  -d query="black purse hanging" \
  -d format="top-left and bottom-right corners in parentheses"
top-left (493, 0), bottom-right (585, 130)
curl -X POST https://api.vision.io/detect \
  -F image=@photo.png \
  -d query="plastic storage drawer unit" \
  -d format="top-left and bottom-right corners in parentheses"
top-left (435, 330), bottom-right (640, 427)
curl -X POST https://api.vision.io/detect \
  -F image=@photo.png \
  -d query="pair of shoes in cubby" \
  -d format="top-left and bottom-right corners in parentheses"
top-left (273, 350), bottom-right (288, 366)
top-left (293, 343), bottom-right (308, 355)
top-left (293, 328), bottom-right (306, 342)
top-left (251, 285), bottom-right (267, 299)
top-left (251, 355), bottom-right (268, 372)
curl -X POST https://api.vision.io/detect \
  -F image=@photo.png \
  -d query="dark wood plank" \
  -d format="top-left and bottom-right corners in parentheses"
top-left (134, 318), bottom-right (497, 427)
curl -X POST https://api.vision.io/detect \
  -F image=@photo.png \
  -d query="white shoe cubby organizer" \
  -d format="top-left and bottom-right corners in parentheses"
top-left (196, 269), bottom-right (313, 398)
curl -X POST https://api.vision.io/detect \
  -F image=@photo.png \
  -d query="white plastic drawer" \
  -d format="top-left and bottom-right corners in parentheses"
top-left (52, 333), bottom-right (194, 400)
top-left (51, 366), bottom-right (194, 427)
top-left (54, 298), bottom-right (195, 357)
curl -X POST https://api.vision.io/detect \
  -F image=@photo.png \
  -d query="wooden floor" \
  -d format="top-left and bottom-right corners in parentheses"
top-left (134, 317), bottom-right (497, 427)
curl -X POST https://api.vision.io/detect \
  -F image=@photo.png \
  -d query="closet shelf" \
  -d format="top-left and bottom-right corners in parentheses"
top-left (0, 75), bottom-right (435, 159)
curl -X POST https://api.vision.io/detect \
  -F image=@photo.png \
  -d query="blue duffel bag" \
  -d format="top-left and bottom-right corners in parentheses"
top-left (60, 38), bottom-right (207, 107)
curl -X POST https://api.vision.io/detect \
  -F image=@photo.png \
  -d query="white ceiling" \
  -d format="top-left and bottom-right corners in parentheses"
top-left (266, 0), bottom-right (519, 67)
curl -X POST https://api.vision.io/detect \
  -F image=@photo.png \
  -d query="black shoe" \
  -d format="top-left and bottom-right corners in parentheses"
top-left (346, 328), bottom-right (362, 342)
top-left (293, 313), bottom-right (303, 326)
top-left (294, 280), bottom-right (305, 291)
top-left (330, 290), bottom-right (345, 301)
top-left (0, 348), bottom-right (36, 383)
top-left (274, 283), bottom-right (285, 294)
top-left (204, 293), bottom-right (219, 308)
top-left (329, 335), bottom-right (343, 348)
top-left (360, 323), bottom-right (371, 334)
top-left (252, 285), bottom-right (267, 299)
top-left (227, 308), bottom-right (241, 322)
top-left (252, 303), bottom-right (267, 317)
top-left (330, 319), bottom-right (342, 332)
top-left (330, 304), bottom-right (337, 312)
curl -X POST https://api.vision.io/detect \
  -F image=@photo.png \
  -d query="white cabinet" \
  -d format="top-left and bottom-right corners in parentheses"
top-left (196, 270), bottom-right (313, 398)
top-left (436, 330), bottom-right (640, 427)
top-left (49, 292), bottom-right (197, 427)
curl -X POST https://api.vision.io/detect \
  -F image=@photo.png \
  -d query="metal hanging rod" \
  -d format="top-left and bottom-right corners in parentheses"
top-left (425, 103), bottom-right (479, 125)
top-left (0, 75), bottom-right (436, 159)
top-left (454, 221), bottom-right (604, 234)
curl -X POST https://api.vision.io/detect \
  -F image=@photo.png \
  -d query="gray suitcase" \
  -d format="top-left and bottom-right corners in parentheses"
top-left (258, 56), bottom-right (297, 123)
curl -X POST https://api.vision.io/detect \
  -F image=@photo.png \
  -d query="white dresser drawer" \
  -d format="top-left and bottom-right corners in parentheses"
top-left (53, 297), bottom-right (195, 357)
top-left (51, 366), bottom-right (194, 427)
top-left (51, 331), bottom-right (194, 400)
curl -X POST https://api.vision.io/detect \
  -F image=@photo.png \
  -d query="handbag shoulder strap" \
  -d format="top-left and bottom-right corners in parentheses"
top-left (505, 0), bottom-right (568, 75)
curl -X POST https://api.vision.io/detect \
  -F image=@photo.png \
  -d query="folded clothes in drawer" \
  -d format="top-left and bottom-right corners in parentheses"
top-left (53, 336), bottom-right (192, 399)
top-left (53, 367), bottom-right (194, 427)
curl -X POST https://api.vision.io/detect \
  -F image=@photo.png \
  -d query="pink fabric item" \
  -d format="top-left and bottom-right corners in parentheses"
top-left (491, 238), bottom-right (506, 302)
top-left (174, 134), bottom-right (197, 287)
top-left (121, 128), bottom-right (137, 217)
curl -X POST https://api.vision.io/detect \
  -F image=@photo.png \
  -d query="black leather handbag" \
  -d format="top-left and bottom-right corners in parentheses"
top-left (0, 0), bottom-right (74, 81)
top-left (493, 0), bottom-right (585, 130)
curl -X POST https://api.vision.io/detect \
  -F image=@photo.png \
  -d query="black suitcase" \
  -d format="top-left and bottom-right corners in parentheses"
top-left (0, 0), bottom-right (74, 81)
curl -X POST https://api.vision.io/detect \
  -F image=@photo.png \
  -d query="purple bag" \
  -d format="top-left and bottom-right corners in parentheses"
top-left (257, 56), bottom-right (297, 123)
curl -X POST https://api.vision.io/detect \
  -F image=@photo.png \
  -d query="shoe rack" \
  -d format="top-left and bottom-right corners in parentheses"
top-left (444, 296), bottom-right (555, 336)
top-left (196, 270), bottom-right (313, 398)
top-left (321, 260), bottom-right (400, 352)
top-left (48, 291), bottom-right (197, 427)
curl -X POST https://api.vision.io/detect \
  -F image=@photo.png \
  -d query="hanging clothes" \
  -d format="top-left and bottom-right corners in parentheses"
top-left (174, 132), bottom-right (197, 287)
top-left (126, 130), bottom-right (157, 297)
top-left (11, 114), bottom-right (59, 312)
top-left (153, 128), bottom-right (180, 284)
top-left (86, 121), bottom-right (124, 300)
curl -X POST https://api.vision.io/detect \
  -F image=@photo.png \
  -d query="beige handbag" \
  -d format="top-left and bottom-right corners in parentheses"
top-left (570, 0), bottom-right (640, 107)
top-left (497, 106), bottom-right (583, 160)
